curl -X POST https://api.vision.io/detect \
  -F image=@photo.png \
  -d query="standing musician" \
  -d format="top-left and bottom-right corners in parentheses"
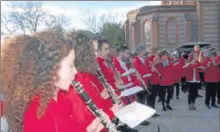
top-left (112, 45), bottom-right (141, 104)
top-left (217, 52), bottom-right (220, 105)
top-left (1, 29), bottom-right (77, 132)
top-left (67, 31), bottom-right (123, 132)
top-left (180, 52), bottom-right (189, 93)
top-left (202, 51), bottom-right (219, 108)
top-left (183, 53), bottom-right (201, 110)
top-left (194, 45), bottom-right (205, 93)
top-left (158, 50), bottom-right (175, 111)
top-left (171, 52), bottom-right (182, 99)
top-left (96, 39), bottom-right (121, 95)
top-left (132, 44), bottom-right (153, 105)
top-left (94, 39), bottom-right (140, 131)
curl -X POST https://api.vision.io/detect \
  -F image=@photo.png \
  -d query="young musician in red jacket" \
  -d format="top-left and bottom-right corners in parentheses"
top-left (67, 32), bottom-right (124, 132)
top-left (171, 54), bottom-right (183, 99)
top-left (184, 53), bottom-right (201, 110)
top-left (132, 44), bottom-right (153, 105)
top-left (112, 45), bottom-right (141, 104)
top-left (158, 50), bottom-right (175, 111)
top-left (203, 51), bottom-right (219, 109)
top-left (95, 39), bottom-right (141, 130)
top-left (1, 29), bottom-right (77, 132)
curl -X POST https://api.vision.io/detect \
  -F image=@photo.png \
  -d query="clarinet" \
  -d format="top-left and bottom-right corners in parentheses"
top-left (96, 64), bottom-right (124, 105)
top-left (129, 62), bottom-right (152, 95)
top-left (72, 80), bottom-right (118, 132)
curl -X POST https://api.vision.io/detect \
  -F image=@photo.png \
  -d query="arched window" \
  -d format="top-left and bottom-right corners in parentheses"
top-left (166, 17), bottom-right (178, 44)
top-left (144, 20), bottom-right (151, 45)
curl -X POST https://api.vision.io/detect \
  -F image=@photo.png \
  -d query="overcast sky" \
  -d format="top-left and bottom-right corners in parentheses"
top-left (1, 1), bottom-right (160, 32)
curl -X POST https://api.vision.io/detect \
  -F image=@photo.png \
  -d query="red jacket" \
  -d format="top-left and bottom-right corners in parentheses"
top-left (24, 94), bottom-right (76, 132)
top-left (112, 57), bottom-right (141, 87)
top-left (203, 58), bottom-right (220, 82)
top-left (172, 59), bottom-right (183, 83)
top-left (159, 58), bottom-right (175, 86)
top-left (148, 55), bottom-right (156, 62)
top-left (68, 72), bottom-right (114, 132)
top-left (132, 56), bottom-right (153, 86)
top-left (185, 61), bottom-right (201, 82)
top-left (97, 57), bottom-right (118, 92)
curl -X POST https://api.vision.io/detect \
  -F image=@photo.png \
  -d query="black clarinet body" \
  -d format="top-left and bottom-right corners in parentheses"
top-left (72, 80), bottom-right (118, 132)
top-left (96, 64), bottom-right (123, 105)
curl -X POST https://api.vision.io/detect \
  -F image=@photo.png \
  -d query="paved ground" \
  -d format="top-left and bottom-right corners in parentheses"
top-left (135, 89), bottom-right (219, 132)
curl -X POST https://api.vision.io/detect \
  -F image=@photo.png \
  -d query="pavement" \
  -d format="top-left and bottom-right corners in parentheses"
top-left (135, 89), bottom-right (220, 132)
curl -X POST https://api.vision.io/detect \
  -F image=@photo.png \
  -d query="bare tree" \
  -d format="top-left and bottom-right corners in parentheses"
top-left (1, 1), bottom-right (70, 35)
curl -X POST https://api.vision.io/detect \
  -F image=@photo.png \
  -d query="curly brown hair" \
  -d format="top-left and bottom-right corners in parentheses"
top-left (1, 28), bottom-right (72, 132)
top-left (67, 30), bottom-right (97, 74)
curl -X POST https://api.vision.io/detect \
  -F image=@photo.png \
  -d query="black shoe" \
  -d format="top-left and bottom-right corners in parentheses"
top-left (140, 121), bottom-right (150, 126)
top-left (167, 105), bottom-right (173, 110)
top-left (162, 106), bottom-right (167, 111)
top-left (117, 125), bottom-right (138, 132)
top-left (176, 96), bottom-right (179, 100)
top-left (212, 104), bottom-right (219, 108)
top-left (206, 105), bottom-right (211, 109)
top-left (152, 113), bottom-right (160, 118)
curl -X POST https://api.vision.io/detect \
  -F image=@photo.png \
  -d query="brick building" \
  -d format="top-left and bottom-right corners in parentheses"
top-left (125, 1), bottom-right (220, 52)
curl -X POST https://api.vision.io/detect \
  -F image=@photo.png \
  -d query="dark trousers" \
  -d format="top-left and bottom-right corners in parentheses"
top-left (199, 72), bottom-right (205, 90)
top-left (205, 82), bottom-right (218, 106)
top-left (159, 85), bottom-right (172, 107)
top-left (136, 91), bottom-right (147, 104)
top-left (217, 82), bottom-right (220, 102)
top-left (187, 82), bottom-right (199, 105)
top-left (147, 84), bottom-right (158, 109)
top-left (171, 83), bottom-right (180, 98)
top-left (181, 77), bottom-right (187, 92)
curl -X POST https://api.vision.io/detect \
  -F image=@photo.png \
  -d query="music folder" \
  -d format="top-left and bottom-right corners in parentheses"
top-left (114, 102), bottom-right (156, 128)
top-left (120, 86), bottom-right (143, 97)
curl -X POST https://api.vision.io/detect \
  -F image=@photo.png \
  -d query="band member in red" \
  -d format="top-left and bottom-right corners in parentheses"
top-left (67, 31), bottom-right (122, 132)
top-left (1, 29), bottom-right (77, 132)
top-left (184, 53), bottom-right (201, 110)
top-left (96, 39), bottom-right (120, 94)
top-left (171, 53), bottom-right (182, 99)
top-left (203, 51), bottom-right (219, 109)
top-left (112, 45), bottom-right (141, 104)
top-left (217, 52), bottom-right (220, 105)
top-left (132, 44), bottom-right (153, 105)
top-left (159, 50), bottom-right (174, 111)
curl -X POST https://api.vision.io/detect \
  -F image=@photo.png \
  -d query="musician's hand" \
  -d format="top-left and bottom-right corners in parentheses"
top-left (110, 104), bottom-right (122, 113)
top-left (151, 68), bottom-right (156, 72)
top-left (87, 117), bottom-right (104, 132)
top-left (101, 89), bottom-right (110, 99)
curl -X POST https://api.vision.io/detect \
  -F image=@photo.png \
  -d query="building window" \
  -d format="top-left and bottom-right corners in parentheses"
top-left (144, 20), bottom-right (151, 45)
top-left (166, 17), bottom-right (178, 44)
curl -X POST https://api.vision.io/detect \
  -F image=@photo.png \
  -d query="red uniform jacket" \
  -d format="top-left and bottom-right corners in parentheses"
top-left (69, 72), bottom-right (115, 132)
top-left (132, 56), bottom-right (152, 86)
top-left (172, 59), bottom-right (183, 83)
top-left (159, 58), bottom-right (175, 86)
top-left (112, 57), bottom-right (141, 104)
top-left (24, 94), bottom-right (76, 132)
top-left (97, 57), bottom-right (118, 93)
top-left (203, 58), bottom-right (220, 82)
top-left (112, 57), bottom-right (141, 87)
top-left (184, 61), bottom-right (201, 82)
top-left (178, 57), bottom-right (186, 77)
top-left (147, 55), bottom-right (162, 85)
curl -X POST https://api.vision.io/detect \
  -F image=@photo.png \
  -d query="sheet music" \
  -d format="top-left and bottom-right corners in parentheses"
top-left (115, 102), bottom-right (156, 128)
top-left (120, 86), bottom-right (143, 97)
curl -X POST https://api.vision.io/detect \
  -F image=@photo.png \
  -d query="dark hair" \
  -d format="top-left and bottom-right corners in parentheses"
top-left (67, 30), bottom-right (98, 74)
top-left (116, 45), bottom-right (128, 54)
top-left (212, 51), bottom-right (217, 57)
top-left (98, 39), bottom-right (109, 50)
